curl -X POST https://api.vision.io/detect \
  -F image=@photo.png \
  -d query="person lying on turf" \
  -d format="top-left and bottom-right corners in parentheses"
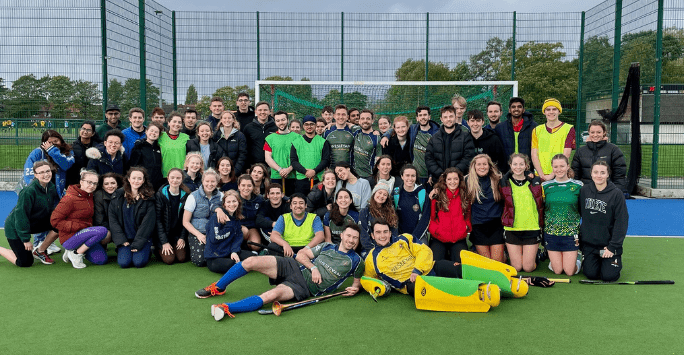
top-left (195, 223), bottom-right (364, 321)
top-left (364, 219), bottom-right (461, 296)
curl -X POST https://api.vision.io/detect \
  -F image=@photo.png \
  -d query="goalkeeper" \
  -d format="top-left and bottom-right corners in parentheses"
top-left (364, 219), bottom-right (461, 295)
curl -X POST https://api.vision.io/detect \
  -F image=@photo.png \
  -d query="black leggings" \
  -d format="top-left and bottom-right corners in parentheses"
top-left (265, 242), bottom-right (307, 257)
top-left (429, 238), bottom-right (468, 263)
top-left (406, 260), bottom-right (462, 295)
top-left (7, 238), bottom-right (34, 267)
top-left (206, 250), bottom-right (255, 274)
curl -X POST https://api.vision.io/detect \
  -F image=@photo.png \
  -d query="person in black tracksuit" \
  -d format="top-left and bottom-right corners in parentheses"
top-left (579, 162), bottom-right (629, 282)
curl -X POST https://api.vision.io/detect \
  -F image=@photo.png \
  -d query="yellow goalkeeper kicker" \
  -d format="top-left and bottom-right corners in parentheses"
top-left (460, 250), bottom-right (529, 298)
top-left (414, 276), bottom-right (500, 313)
top-left (361, 276), bottom-right (390, 301)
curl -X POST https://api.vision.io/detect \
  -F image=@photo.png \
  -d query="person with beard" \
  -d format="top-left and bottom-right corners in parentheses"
top-left (181, 109), bottom-right (199, 140)
top-left (425, 105), bottom-right (476, 181)
top-left (256, 183), bottom-right (291, 242)
top-left (324, 104), bottom-right (357, 167)
top-left (243, 101), bottom-right (277, 166)
top-left (484, 101), bottom-right (503, 130)
top-left (291, 115), bottom-right (331, 195)
top-left (351, 109), bottom-right (382, 180)
top-left (264, 111), bottom-right (299, 194)
top-left (266, 193), bottom-right (325, 257)
top-left (95, 104), bottom-right (123, 140)
top-left (467, 110), bottom-right (507, 174)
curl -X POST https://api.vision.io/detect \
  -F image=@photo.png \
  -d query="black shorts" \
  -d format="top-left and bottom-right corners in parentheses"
top-left (270, 256), bottom-right (311, 301)
top-left (504, 230), bottom-right (541, 246)
top-left (544, 233), bottom-right (579, 252)
top-left (469, 219), bottom-right (505, 246)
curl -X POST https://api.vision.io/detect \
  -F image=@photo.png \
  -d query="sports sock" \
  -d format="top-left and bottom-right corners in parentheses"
top-left (225, 295), bottom-right (264, 314)
top-left (216, 262), bottom-right (248, 289)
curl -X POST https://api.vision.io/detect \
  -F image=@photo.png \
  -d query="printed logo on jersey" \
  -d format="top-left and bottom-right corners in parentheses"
top-left (584, 198), bottom-right (607, 214)
top-left (421, 287), bottom-right (426, 296)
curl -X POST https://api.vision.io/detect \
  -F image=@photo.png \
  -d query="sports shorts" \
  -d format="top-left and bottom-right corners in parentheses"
top-left (270, 256), bottom-right (311, 301)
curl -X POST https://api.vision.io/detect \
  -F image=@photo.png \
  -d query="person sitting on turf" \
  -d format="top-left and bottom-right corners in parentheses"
top-left (364, 219), bottom-right (462, 295)
top-left (266, 192), bottom-right (325, 257)
top-left (108, 167), bottom-right (157, 268)
top-left (183, 152), bottom-right (204, 192)
top-left (323, 188), bottom-right (360, 245)
top-left (49, 169), bottom-right (109, 269)
top-left (204, 190), bottom-right (254, 274)
top-left (154, 168), bottom-right (191, 265)
top-left (579, 161), bottom-right (628, 282)
top-left (195, 224), bottom-right (364, 321)
top-left (236, 174), bottom-right (266, 252)
top-left (1, 161), bottom-right (60, 267)
top-left (255, 183), bottom-right (291, 242)
top-left (93, 172), bottom-right (122, 248)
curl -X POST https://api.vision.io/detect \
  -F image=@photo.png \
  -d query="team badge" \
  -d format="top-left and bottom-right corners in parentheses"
top-left (412, 204), bottom-right (419, 212)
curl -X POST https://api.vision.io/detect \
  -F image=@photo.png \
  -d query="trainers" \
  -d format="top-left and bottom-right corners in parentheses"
top-left (195, 282), bottom-right (225, 299)
top-left (46, 242), bottom-right (61, 255)
top-left (211, 304), bottom-right (234, 321)
top-left (575, 252), bottom-right (583, 275)
top-left (63, 250), bottom-right (71, 264)
top-left (548, 262), bottom-right (554, 273)
top-left (32, 248), bottom-right (55, 265)
top-left (68, 251), bottom-right (87, 269)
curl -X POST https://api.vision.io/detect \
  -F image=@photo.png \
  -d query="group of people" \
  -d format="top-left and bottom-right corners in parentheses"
top-left (2, 93), bottom-right (629, 319)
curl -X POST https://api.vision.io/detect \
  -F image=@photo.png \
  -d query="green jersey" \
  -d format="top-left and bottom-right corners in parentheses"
top-left (325, 126), bottom-right (356, 166)
top-left (300, 242), bottom-right (365, 296)
top-left (542, 179), bottom-right (583, 236)
top-left (265, 131), bottom-right (299, 179)
top-left (413, 130), bottom-right (433, 178)
top-left (352, 131), bottom-right (382, 178)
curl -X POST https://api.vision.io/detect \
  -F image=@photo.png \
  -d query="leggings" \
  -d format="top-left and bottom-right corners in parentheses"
top-left (429, 238), bottom-right (468, 263)
top-left (188, 234), bottom-right (206, 267)
top-left (206, 250), bottom-right (255, 274)
top-left (117, 240), bottom-right (152, 268)
top-left (62, 226), bottom-right (109, 265)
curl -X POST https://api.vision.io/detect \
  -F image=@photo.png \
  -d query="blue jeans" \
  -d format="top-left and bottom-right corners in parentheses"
top-left (117, 240), bottom-right (152, 268)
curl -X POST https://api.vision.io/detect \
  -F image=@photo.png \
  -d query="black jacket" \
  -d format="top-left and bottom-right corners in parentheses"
top-left (93, 189), bottom-right (115, 230)
top-left (579, 181), bottom-right (628, 255)
top-left (108, 188), bottom-right (156, 251)
top-left (243, 118), bottom-right (277, 165)
top-left (256, 201), bottom-right (291, 234)
top-left (212, 128), bottom-right (248, 175)
top-left (473, 128), bottom-right (508, 174)
top-left (494, 111), bottom-right (537, 159)
top-left (66, 137), bottom-right (95, 187)
top-left (128, 140), bottom-right (164, 191)
top-left (384, 135), bottom-right (412, 177)
top-left (186, 138), bottom-right (225, 171)
top-left (236, 106), bottom-right (256, 133)
top-left (154, 185), bottom-right (190, 246)
top-left (86, 145), bottom-right (124, 176)
top-left (181, 126), bottom-right (197, 141)
top-left (306, 184), bottom-right (335, 219)
top-left (572, 140), bottom-right (628, 193)
top-left (425, 125), bottom-right (476, 179)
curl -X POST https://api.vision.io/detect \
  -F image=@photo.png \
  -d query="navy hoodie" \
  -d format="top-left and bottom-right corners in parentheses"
top-left (579, 180), bottom-right (629, 255)
top-left (204, 209), bottom-right (244, 259)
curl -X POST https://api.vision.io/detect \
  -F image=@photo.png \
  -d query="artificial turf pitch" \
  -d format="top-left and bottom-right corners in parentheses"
top-left (0, 232), bottom-right (682, 355)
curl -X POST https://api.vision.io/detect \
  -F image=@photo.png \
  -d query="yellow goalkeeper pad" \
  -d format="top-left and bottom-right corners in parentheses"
top-left (460, 250), bottom-right (529, 298)
top-left (361, 276), bottom-right (390, 301)
top-left (414, 276), bottom-right (500, 313)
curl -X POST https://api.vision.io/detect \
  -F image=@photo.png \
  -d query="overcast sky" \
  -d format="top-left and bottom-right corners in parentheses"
top-left (156, 0), bottom-right (603, 13)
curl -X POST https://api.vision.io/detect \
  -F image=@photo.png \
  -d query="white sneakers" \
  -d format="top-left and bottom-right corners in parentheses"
top-left (35, 241), bottom-right (61, 255)
top-left (65, 250), bottom-right (87, 269)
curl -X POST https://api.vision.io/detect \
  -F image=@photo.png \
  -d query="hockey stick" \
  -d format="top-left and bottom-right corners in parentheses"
top-left (520, 275), bottom-right (571, 283)
top-left (246, 241), bottom-right (296, 258)
top-left (579, 280), bottom-right (674, 285)
top-left (258, 291), bottom-right (349, 316)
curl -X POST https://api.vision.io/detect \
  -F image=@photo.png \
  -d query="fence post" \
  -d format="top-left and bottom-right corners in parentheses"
top-left (256, 11), bottom-right (260, 80)
top-left (651, 0), bottom-right (664, 189)
top-left (139, 0), bottom-right (147, 112)
top-left (100, 0), bottom-right (108, 120)
top-left (511, 11), bottom-right (516, 81)
top-left (577, 11), bottom-right (585, 146)
top-left (340, 12), bottom-right (345, 103)
top-left (425, 12), bottom-right (429, 105)
top-left (172, 11), bottom-right (177, 110)
top-left (611, 0), bottom-right (622, 143)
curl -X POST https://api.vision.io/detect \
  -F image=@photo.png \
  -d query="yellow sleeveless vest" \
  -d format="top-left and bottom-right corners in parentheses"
top-left (535, 123), bottom-right (572, 175)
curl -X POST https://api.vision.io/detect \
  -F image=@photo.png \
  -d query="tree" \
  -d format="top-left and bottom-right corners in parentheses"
top-left (120, 78), bottom-right (160, 116)
top-left (468, 37), bottom-right (514, 81)
top-left (5, 74), bottom-right (48, 118)
top-left (0, 78), bottom-right (7, 116)
top-left (580, 36), bottom-right (613, 98)
top-left (45, 75), bottom-right (75, 119)
top-left (72, 80), bottom-right (101, 120)
top-left (195, 95), bottom-right (211, 118)
top-left (185, 84), bottom-right (198, 105)
top-left (107, 79), bottom-right (124, 108)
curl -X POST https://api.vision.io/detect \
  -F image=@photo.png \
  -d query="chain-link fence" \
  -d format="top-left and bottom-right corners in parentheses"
top-left (1, 0), bottom-right (682, 189)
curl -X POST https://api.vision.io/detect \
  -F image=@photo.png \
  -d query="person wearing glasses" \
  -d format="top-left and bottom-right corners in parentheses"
top-left (1, 161), bottom-right (60, 267)
top-left (87, 130), bottom-right (125, 176)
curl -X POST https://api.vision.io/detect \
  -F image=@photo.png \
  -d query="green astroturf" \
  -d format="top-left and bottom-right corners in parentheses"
top-left (1, 232), bottom-right (682, 355)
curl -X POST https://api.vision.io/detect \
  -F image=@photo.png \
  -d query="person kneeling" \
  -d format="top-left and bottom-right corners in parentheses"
top-left (364, 219), bottom-right (461, 296)
top-left (195, 224), bottom-right (364, 321)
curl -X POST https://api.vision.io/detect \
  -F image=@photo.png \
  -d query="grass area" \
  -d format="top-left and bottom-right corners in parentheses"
top-left (1, 231), bottom-right (682, 355)
top-left (0, 145), bottom-right (35, 170)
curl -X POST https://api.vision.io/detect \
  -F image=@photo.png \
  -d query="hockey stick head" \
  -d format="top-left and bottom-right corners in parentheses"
top-left (272, 301), bottom-right (283, 316)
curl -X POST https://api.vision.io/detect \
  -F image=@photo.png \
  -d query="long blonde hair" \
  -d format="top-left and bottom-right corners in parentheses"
top-left (184, 152), bottom-right (205, 176)
top-left (466, 154), bottom-right (502, 204)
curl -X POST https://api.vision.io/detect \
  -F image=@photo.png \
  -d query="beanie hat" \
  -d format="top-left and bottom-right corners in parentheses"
top-left (542, 98), bottom-right (562, 114)
top-left (371, 182), bottom-right (391, 197)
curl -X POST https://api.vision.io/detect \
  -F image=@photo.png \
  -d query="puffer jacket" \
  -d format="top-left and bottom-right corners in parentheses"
top-left (212, 127), bottom-right (247, 175)
top-left (50, 185), bottom-right (94, 245)
top-left (86, 145), bottom-right (124, 176)
top-left (428, 188), bottom-right (471, 243)
top-left (128, 139), bottom-right (164, 191)
top-left (572, 140), bottom-right (628, 193)
top-left (499, 171), bottom-right (544, 229)
top-left (108, 188), bottom-right (156, 250)
top-left (494, 111), bottom-right (538, 159)
top-left (425, 125), bottom-right (476, 180)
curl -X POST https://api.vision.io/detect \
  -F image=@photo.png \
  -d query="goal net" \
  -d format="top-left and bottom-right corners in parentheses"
top-left (255, 80), bottom-right (518, 122)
